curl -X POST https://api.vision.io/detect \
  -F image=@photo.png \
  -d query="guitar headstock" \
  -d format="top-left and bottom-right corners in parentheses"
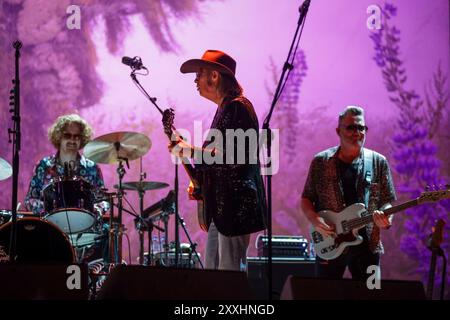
top-left (162, 108), bottom-right (175, 138)
top-left (418, 185), bottom-right (450, 204)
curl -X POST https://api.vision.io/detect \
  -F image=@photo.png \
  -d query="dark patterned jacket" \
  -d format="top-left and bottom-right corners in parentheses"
top-left (196, 95), bottom-right (267, 236)
top-left (302, 146), bottom-right (396, 254)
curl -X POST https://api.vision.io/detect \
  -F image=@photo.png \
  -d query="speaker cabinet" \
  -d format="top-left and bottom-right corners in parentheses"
top-left (97, 265), bottom-right (254, 300)
top-left (280, 275), bottom-right (426, 300)
top-left (247, 257), bottom-right (315, 299)
top-left (0, 263), bottom-right (89, 300)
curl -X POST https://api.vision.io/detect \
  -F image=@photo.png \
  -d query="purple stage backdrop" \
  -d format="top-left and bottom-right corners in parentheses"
top-left (0, 0), bottom-right (448, 297)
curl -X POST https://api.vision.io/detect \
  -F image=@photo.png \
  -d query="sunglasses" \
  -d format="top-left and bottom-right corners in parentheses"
top-left (62, 133), bottom-right (82, 140)
top-left (341, 124), bottom-right (368, 132)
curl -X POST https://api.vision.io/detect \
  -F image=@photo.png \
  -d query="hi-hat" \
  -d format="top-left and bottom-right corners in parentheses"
top-left (84, 132), bottom-right (151, 164)
top-left (0, 157), bottom-right (12, 181)
top-left (114, 181), bottom-right (169, 192)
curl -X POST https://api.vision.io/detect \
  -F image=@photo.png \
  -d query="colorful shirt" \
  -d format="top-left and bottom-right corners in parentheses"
top-left (25, 154), bottom-right (105, 215)
top-left (302, 146), bottom-right (397, 254)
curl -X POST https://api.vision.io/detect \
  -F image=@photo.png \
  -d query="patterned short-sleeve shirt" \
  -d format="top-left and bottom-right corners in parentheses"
top-left (302, 146), bottom-right (397, 254)
top-left (25, 154), bottom-right (105, 215)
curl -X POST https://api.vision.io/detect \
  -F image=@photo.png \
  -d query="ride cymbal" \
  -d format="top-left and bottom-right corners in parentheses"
top-left (84, 132), bottom-right (151, 164)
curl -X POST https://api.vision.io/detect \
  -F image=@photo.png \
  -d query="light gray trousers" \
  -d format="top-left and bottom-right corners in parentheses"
top-left (205, 222), bottom-right (250, 271)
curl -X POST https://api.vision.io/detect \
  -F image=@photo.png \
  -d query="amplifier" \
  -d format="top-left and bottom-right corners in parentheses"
top-left (256, 234), bottom-right (309, 258)
top-left (247, 256), bottom-right (315, 299)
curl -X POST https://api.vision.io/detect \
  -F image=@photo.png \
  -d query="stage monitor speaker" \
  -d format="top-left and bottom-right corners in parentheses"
top-left (0, 263), bottom-right (89, 300)
top-left (280, 276), bottom-right (426, 300)
top-left (247, 257), bottom-right (315, 299)
top-left (97, 265), bottom-right (254, 300)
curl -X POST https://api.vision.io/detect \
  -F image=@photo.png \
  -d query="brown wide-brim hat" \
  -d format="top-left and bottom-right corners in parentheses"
top-left (180, 50), bottom-right (237, 80)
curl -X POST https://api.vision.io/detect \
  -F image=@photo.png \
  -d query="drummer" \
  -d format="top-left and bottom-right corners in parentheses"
top-left (25, 114), bottom-right (106, 215)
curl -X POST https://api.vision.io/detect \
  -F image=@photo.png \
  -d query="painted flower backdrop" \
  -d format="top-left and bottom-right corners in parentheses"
top-left (370, 2), bottom-right (449, 298)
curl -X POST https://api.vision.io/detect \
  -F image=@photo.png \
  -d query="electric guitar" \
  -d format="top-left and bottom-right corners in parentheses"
top-left (162, 108), bottom-right (210, 232)
top-left (426, 219), bottom-right (445, 300)
top-left (310, 187), bottom-right (450, 260)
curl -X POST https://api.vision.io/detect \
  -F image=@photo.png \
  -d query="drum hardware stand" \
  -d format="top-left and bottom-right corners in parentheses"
top-left (159, 211), bottom-right (170, 265)
top-left (137, 217), bottom-right (165, 266)
top-left (135, 218), bottom-right (156, 265)
top-left (262, 0), bottom-right (310, 299)
top-left (143, 195), bottom-right (202, 269)
top-left (108, 151), bottom-right (129, 266)
top-left (7, 40), bottom-right (22, 262)
top-left (136, 156), bottom-right (156, 266)
top-left (110, 202), bottom-right (165, 264)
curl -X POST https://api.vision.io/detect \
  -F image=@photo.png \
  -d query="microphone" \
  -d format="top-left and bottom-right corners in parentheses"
top-left (122, 56), bottom-right (147, 70)
top-left (64, 162), bottom-right (70, 179)
top-left (13, 40), bottom-right (22, 50)
top-left (142, 190), bottom-right (175, 220)
top-left (68, 161), bottom-right (76, 177)
top-left (299, 0), bottom-right (311, 18)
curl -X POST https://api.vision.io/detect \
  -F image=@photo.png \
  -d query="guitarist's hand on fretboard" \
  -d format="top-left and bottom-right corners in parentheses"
top-left (167, 138), bottom-right (193, 158)
top-left (187, 180), bottom-right (196, 200)
top-left (372, 210), bottom-right (392, 229)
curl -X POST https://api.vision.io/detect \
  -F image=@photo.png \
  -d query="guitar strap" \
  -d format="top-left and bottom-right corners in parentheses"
top-left (363, 149), bottom-right (374, 208)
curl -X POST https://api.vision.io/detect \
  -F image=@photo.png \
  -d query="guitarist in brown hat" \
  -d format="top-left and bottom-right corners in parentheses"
top-left (168, 50), bottom-right (267, 271)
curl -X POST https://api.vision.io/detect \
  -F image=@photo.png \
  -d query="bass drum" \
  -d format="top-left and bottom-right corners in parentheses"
top-left (42, 176), bottom-right (96, 234)
top-left (0, 218), bottom-right (75, 263)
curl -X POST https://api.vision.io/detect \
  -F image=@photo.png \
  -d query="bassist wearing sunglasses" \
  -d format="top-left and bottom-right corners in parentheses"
top-left (301, 106), bottom-right (396, 280)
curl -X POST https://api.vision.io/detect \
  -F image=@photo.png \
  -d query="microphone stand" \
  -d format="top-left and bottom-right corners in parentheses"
top-left (262, 0), bottom-right (310, 300)
top-left (8, 40), bottom-right (22, 262)
top-left (174, 157), bottom-right (180, 267)
top-left (175, 214), bottom-right (203, 269)
top-left (128, 70), bottom-right (181, 268)
top-left (109, 142), bottom-right (128, 265)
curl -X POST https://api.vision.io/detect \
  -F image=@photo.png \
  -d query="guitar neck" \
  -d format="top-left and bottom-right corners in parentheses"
top-left (165, 128), bottom-right (199, 186)
top-left (349, 199), bottom-right (419, 230)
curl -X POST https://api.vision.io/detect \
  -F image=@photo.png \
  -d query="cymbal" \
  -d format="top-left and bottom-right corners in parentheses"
top-left (114, 181), bottom-right (169, 192)
top-left (0, 157), bottom-right (12, 181)
top-left (84, 132), bottom-right (151, 164)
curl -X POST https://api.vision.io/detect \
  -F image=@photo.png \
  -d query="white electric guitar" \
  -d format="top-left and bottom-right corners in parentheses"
top-left (310, 187), bottom-right (450, 260)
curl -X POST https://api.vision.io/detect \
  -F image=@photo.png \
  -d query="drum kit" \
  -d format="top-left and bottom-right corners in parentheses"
top-left (0, 131), bottom-right (200, 269)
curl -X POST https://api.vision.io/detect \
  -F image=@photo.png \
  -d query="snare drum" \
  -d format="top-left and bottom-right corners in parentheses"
top-left (0, 218), bottom-right (75, 263)
top-left (42, 176), bottom-right (96, 234)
